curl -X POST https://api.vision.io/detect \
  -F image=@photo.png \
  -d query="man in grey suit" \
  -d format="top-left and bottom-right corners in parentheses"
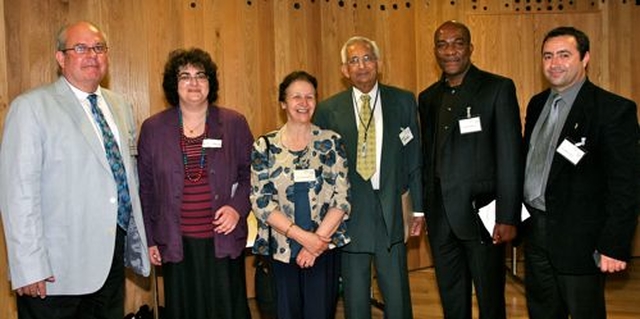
top-left (419, 21), bottom-right (523, 319)
top-left (314, 36), bottom-right (424, 319)
top-left (0, 21), bottom-right (150, 319)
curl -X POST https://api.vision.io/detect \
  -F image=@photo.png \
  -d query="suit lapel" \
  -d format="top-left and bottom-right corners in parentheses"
top-left (379, 85), bottom-right (398, 188)
top-left (161, 109), bottom-right (184, 173)
top-left (334, 91), bottom-right (359, 166)
top-left (102, 90), bottom-right (134, 159)
top-left (206, 106), bottom-right (225, 167)
top-left (547, 81), bottom-right (592, 186)
top-left (53, 79), bottom-right (111, 172)
top-left (524, 92), bottom-right (549, 149)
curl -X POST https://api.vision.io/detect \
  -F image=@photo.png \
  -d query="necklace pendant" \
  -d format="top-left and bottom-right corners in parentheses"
top-left (361, 142), bottom-right (367, 157)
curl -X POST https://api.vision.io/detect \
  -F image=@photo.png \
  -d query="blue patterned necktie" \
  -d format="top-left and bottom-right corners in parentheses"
top-left (88, 94), bottom-right (131, 229)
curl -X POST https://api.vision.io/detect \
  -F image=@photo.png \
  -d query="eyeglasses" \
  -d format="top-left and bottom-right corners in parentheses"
top-left (61, 43), bottom-right (109, 55)
top-left (177, 72), bottom-right (209, 84)
top-left (346, 54), bottom-right (377, 66)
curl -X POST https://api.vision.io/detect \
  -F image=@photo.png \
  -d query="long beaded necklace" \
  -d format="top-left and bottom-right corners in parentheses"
top-left (179, 110), bottom-right (208, 182)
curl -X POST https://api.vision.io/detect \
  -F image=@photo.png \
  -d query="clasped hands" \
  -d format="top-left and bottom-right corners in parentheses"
top-left (295, 230), bottom-right (330, 269)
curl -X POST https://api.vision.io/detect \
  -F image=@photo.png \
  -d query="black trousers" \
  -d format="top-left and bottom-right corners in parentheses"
top-left (17, 227), bottom-right (126, 319)
top-left (427, 181), bottom-right (507, 319)
top-left (524, 209), bottom-right (606, 319)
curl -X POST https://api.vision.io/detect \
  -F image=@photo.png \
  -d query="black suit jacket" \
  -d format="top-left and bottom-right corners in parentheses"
top-left (314, 84), bottom-right (424, 252)
top-left (419, 65), bottom-right (524, 240)
top-left (523, 79), bottom-right (639, 274)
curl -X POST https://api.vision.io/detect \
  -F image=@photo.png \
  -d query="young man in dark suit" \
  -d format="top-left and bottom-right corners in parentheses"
top-left (523, 26), bottom-right (638, 319)
top-left (314, 36), bottom-right (424, 319)
top-left (418, 20), bottom-right (524, 319)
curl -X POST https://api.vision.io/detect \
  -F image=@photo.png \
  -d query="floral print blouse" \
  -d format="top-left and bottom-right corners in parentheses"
top-left (250, 124), bottom-right (351, 263)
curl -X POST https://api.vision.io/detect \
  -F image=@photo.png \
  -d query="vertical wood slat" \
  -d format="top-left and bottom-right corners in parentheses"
top-left (0, 0), bottom-right (8, 313)
top-left (1, 1), bottom-right (639, 317)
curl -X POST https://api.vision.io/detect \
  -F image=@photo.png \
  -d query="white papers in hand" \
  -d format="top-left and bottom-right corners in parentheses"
top-left (477, 200), bottom-right (531, 234)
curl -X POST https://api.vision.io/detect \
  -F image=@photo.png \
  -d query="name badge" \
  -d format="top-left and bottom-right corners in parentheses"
top-left (293, 169), bottom-right (316, 182)
top-left (459, 116), bottom-right (482, 134)
top-left (203, 139), bottom-right (222, 148)
top-left (556, 138), bottom-right (586, 165)
top-left (399, 127), bottom-right (414, 146)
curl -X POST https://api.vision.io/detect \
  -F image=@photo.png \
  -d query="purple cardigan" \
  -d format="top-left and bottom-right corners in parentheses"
top-left (137, 105), bottom-right (253, 262)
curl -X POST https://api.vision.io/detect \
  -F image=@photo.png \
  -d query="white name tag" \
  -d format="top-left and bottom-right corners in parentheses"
top-left (293, 169), bottom-right (316, 182)
top-left (399, 127), bottom-right (414, 146)
top-left (202, 139), bottom-right (222, 148)
top-left (459, 116), bottom-right (482, 134)
top-left (556, 139), bottom-right (586, 165)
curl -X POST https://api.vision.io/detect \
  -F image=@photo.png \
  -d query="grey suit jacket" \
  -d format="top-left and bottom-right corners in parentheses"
top-left (314, 84), bottom-right (424, 252)
top-left (0, 77), bottom-right (150, 294)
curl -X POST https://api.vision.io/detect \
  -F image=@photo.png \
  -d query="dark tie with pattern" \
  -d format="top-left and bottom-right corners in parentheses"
top-left (88, 94), bottom-right (131, 229)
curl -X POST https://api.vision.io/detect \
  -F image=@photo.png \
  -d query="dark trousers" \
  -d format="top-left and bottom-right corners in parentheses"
top-left (428, 182), bottom-right (506, 319)
top-left (17, 228), bottom-right (125, 319)
top-left (341, 193), bottom-right (412, 319)
top-left (271, 249), bottom-right (341, 319)
top-left (524, 210), bottom-right (606, 319)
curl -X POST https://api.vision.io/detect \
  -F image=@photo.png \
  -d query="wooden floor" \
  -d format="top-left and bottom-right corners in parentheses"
top-left (249, 258), bottom-right (640, 319)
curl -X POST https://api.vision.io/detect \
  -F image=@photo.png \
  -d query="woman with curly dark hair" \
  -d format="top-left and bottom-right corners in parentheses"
top-left (138, 48), bottom-right (253, 318)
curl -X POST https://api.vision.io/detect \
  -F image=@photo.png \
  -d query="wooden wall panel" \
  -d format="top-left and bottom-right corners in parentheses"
top-left (605, 1), bottom-right (640, 119)
top-left (1, 1), bottom-right (639, 317)
top-left (0, 1), bottom-right (10, 317)
top-left (106, 0), bottom-right (155, 127)
top-left (249, 0), bottom-right (278, 135)
top-left (0, 0), bottom-right (6, 139)
top-left (318, 1), bottom-right (356, 96)
top-left (466, 14), bottom-right (536, 123)
top-left (413, 1), bottom-right (443, 93)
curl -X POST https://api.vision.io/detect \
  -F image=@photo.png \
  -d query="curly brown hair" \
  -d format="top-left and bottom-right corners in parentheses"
top-left (162, 48), bottom-right (219, 107)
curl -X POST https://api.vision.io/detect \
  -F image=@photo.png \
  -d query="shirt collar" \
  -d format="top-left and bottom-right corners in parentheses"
top-left (552, 77), bottom-right (586, 108)
top-left (352, 82), bottom-right (379, 103)
top-left (63, 77), bottom-right (103, 102)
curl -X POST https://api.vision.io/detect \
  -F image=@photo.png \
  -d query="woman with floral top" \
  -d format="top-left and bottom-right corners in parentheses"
top-left (250, 71), bottom-right (351, 319)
